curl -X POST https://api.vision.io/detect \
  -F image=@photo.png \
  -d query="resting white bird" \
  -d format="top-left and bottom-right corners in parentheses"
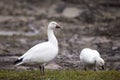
top-left (14, 21), bottom-right (61, 75)
top-left (79, 48), bottom-right (105, 71)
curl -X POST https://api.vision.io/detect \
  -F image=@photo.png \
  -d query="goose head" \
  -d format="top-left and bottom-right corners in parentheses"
top-left (48, 21), bottom-right (61, 30)
top-left (96, 57), bottom-right (105, 70)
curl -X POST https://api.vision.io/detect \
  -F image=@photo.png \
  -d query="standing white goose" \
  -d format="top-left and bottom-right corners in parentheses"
top-left (14, 21), bottom-right (61, 75)
top-left (79, 48), bottom-right (105, 71)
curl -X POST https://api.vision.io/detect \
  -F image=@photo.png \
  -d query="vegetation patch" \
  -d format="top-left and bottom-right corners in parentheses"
top-left (0, 70), bottom-right (119, 80)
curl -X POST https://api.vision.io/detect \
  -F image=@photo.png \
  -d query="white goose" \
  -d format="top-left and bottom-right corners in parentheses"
top-left (79, 48), bottom-right (105, 71)
top-left (14, 21), bottom-right (61, 75)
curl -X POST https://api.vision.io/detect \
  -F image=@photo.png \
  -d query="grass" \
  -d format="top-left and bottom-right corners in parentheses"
top-left (0, 70), bottom-right (120, 80)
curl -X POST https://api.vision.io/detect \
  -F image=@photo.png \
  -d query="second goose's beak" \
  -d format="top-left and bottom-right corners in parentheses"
top-left (56, 24), bottom-right (61, 28)
top-left (101, 65), bottom-right (105, 70)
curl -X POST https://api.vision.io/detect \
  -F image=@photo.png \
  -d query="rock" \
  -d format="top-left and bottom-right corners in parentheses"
top-left (62, 0), bottom-right (83, 4)
top-left (45, 63), bottom-right (62, 70)
top-left (55, 3), bottom-right (66, 13)
top-left (47, 5), bottom-right (58, 18)
top-left (17, 38), bottom-right (27, 44)
top-left (112, 46), bottom-right (119, 51)
top-left (0, 56), bottom-right (16, 62)
top-left (106, 56), bottom-right (120, 62)
top-left (81, 37), bottom-right (95, 42)
top-left (62, 7), bottom-right (81, 18)
top-left (15, 66), bottom-right (30, 70)
top-left (93, 37), bottom-right (111, 44)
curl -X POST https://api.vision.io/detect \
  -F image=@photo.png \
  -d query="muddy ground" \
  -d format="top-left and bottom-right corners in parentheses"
top-left (0, 0), bottom-right (120, 70)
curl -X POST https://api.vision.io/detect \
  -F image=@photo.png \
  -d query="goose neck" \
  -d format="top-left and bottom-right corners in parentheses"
top-left (47, 29), bottom-right (58, 47)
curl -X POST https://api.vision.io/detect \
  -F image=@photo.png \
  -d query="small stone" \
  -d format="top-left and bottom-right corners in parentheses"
top-left (15, 66), bottom-right (30, 70)
top-left (62, 7), bottom-right (81, 18)
top-left (81, 37), bottom-right (95, 42)
top-left (112, 46), bottom-right (118, 50)
top-left (45, 63), bottom-right (62, 70)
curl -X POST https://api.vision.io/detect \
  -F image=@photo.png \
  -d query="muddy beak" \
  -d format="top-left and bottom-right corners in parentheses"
top-left (56, 24), bottom-right (61, 28)
top-left (101, 65), bottom-right (105, 70)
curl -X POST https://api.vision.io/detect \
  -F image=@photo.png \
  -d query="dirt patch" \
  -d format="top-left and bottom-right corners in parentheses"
top-left (0, 0), bottom-right (120, 70)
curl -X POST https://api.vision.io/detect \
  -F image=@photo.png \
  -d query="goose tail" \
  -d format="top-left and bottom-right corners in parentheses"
top-left (14, 58), bottom-right (23, 66)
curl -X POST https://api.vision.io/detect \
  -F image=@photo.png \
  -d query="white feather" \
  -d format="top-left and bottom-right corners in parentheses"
top-left (80, 48), bottom-right (105, 69)
top-left (15, 21), bottom-right (60, 66)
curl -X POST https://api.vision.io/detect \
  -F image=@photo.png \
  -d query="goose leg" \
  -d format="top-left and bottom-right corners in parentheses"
top-left (83, 65), bottom-right (87, 71)
top-left (39, 65), bottom-right (42, 75)
top-left (84, 67), bottom-right (87, 71)
top-left (94, 61), bottom-right (97, 71)
top-left (39, 65), bottom-right (45, 76)
top-left (42, 65), bottom-right (45, 75)
top-left (41, 65), bottom-right (45, 75)
top-left (83, 64), bottom-right (88, 71)
top-left (39, 65), bottom-right (43, 76)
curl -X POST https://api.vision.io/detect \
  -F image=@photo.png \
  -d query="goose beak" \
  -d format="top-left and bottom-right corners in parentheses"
top-left (101, 65), bottom-right (105, 70)
top-left (56, 24), bottom-right (61, 28)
